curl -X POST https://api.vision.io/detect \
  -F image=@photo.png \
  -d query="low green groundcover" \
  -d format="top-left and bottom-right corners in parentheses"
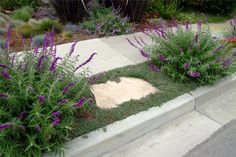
top-left (73, 62), bottom-right (199, 137)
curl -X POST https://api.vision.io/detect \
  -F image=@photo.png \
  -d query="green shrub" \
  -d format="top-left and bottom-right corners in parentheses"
top-left (145, 22), bottom-right (236, 85)
top-left (0, 16), bottom-right (7, 26)
top-left (32, 34), bottom-right (45, 46)
top-left (181, 0), bottom-right (235, 15)
top-left (0, 38), bottom-right (5, 47)
top-left (16, 23), bottom-right (34, 38)
top-left (0, 0), bottom-right (41, 10)
top-left (149, 0), bottom-right (182, 19)
top-left (11, 6), bottom-right (33, 22)
top-left (0, 31), bottom-right (94, 156)
top-left (0, 28), bottom-right (7, 36)
top-left (34, 19), bottom-right (63, 34)
top-left (80, 7), bottom-right (132, 36)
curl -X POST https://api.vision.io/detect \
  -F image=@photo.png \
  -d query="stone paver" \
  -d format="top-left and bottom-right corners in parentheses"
top-left (197, 87), bottom-right (236, 125)
top-left (102, 111), bottom-right (221, 157)
top-left (55, 38), bottom-right (135, 75)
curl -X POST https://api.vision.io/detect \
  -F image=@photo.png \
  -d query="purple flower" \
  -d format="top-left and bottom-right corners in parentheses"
top-left (50, 57), bottom-right (62, 73)
top-left (0, 64), bottom-right (10, 69)
top-left (36, 55), bottom-right (46, 70)
top-left (0, 93), bottom-right (8, 98)
top-left (133, 36), bottom-right (143, 46)
top-left (58, 99), bottom-right (69, 105)
top-left (38, 96), bottom-right (46, 104)
top-left (74, 97), bottom-right (88, 108)
top-left (195, 33), bottom-right (198, 43)
top-left (96, 23), bottom-right (102, 30)
top-left (51, 117), bottom-right (61, 126)
top-left (139, 37), bottom-right (147, 46)
top-left (18, 125), bottom-right (25, 131)
top-left (139, 49), bottom-right (150, 59)
top-left (18, 111), bottom-right (27, 120)
top-left (1, 69), bottom-right (11, 79)
top-left (197, 20), bottom-right (202, 31)
top-left (222, 59), bottom-right (232, 68)
top-left (212, 45), bottom-right (224, 55)
top-left (75, 53), bottom-right (97, 71)
top-left (149, 64), bottom-right (161, 73)
top-left (62, 82), bottom-right (75, 94)
top-left (0, 123), bottom-right (13, 131)
top-left (126, 38), bottom-right (138, 49)
top-left (159, 54), bottom-right (166, 62)
top-left (184, 63), bottom-right (190, 69)
top-left (68, 41), bottom-right (78, 57)
top-left (51, 111), bottom-right (62, 118)
top-left (189, 71), bottom-right (201, 78)
top-left (35, 124), bottom-right (41, 132)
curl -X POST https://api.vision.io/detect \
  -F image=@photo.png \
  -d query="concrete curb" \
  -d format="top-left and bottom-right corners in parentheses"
top-left (48, 73), bottom-right (236, 157)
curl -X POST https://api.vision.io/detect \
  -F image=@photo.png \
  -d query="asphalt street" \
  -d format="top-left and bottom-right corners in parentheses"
top-left (184, 119), bottom-right (236, 157)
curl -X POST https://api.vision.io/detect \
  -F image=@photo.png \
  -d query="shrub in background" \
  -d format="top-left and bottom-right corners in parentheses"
top-left (0, 0), bottom-right (41, 10)
top-left (144, 22), bottom-right (236, 85)
top-left (34, 19), bottom-right (63, 34)
top-left (16, 23), bottom-right (34, 38)
top-left (48, 0), bottom-right (93, 23)
top-left (11, 6), bottom-right (33, 22)
top-left (80, 6), bottom-right (132, 36)
top-left (32, 34), bottom-right (45, 46)
top-left (105, 0), bottom-right (148, 22)
top-left (148, 0), bottom-right (182, 19)
top-left (0, 30), bottom-right (95, 156)
top-left (64, 23), bottom-right (81, 33)
top-left (181, 0), bottom-right (235, 15)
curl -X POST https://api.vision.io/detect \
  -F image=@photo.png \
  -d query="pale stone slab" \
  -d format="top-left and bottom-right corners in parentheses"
top-left (102, 111), bottom-right (221, 157)
top-left (91, 77), bottom-right (159, 109)
top-left (55, 38), bottom-right (135, 75)
top-left (197, 87), bottom-right (236, 125)
top-left (100, 32), bottom-right (151, 64)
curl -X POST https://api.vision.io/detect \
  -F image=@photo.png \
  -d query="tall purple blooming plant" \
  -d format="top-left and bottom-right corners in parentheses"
top-left (0, 29), bottom-right (95, 156)
top-left (141, 20), bottom-right (236, 85)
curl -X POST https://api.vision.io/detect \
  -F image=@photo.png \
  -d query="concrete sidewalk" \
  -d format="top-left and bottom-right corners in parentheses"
top-left (54, 22), bottom-right (230, 76)
top-left (102, 87), bottom-right (236, 157)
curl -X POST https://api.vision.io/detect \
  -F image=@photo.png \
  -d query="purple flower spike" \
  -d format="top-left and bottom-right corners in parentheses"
top-left (139, 49), bottom-right (150, 59)
top-left (184, 63), bottom-right (190, 69)
top-left (18, 111), bottom-right (27, 120)
top-left (36, 55), bottom-right (46, 70)
top-left (197, 20), bottom-right (202, 31)
top-left (62, 82), bottom-right (75, 94)
top-left (75, 53), bottom-right (97, 71)
top-left (0, 64), bottom-right (10, 69)
top-left (222, 59), bottom-right (232, 68)
top-left (0, 123), bottom-right (13, 131)
top-left (69, 41), bottom-right (78, 57)
top-left (51, 117), bottom-right (61, 127)
top-left (20, 32), bottom-right (25, 46)
top-left (212, 45), bottom-right (224, 55)
top-left (189, 71), bottom-right (201, 78)
top-left (195, 33), bottom-right (198, 43)
top-left (51, 111), bottom-right (62, 118)
top-left (133, 36), bottom-right (143, 46)
top-left (50, 57), bottom-right (62, 73)
top-left (74, 97), bottom-right (87, 108)
top-left (1, 69), bottom-right (11, 79)
top-left (126, 38), bottom-right (139, 49)
top-left (0, 93), bottom-right (8, 98)
top-left (38, 96), bottom-right (46, 104)
top-left (35, 124), bottom-right (41, 132)
top-left (159, 54), bottom-right (166, 62)
top-left (58, 99), bottom-right (69, 105)
top-left (149, 64), bottom-right (161, 73)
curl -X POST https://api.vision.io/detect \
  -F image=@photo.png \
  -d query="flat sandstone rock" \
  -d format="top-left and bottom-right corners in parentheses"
top-left (91, 77), bottom-right (159, 109)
